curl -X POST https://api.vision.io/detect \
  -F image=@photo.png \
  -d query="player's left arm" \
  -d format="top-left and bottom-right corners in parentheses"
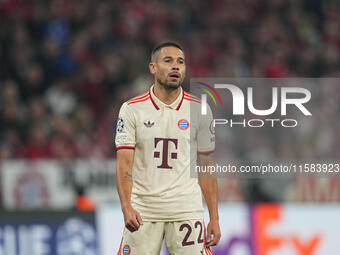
top-left (198, 153), bottom-right (221, 248)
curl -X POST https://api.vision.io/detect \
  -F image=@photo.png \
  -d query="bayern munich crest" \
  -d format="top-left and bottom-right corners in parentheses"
top-left (178, 119), bottom-right (189, 130)
top-left (123, 245), bottom-right (131, 254)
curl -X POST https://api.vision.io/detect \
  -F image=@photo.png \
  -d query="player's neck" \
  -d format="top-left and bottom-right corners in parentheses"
top-left (153, 83), bottom-right (181, 105)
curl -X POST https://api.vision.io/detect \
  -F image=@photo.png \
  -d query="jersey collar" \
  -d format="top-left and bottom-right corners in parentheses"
top-left (149, 85), bottom-right (184, 111)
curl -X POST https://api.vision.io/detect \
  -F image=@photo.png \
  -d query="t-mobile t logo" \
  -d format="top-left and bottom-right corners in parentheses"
top-left (154, 138), bottom-right (178, 169)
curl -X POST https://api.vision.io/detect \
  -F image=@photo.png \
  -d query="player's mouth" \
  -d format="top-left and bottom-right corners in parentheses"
top-left (169, 72), bottom-right (180, 80)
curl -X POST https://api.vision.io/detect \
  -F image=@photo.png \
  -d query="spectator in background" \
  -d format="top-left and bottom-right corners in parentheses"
top-left (20, 124), bottom-right (51, 158)
top-left (0, 141), bottom-right (13, 159)
top-left (50, 114), bottom-right (78, 158)
top-left (0, 81), bottom-right (25, 156)
top-left (45, 79), bottom-right (77, 116)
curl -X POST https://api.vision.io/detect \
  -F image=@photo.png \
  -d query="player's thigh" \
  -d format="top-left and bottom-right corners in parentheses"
top-left (118, 222), bottom-right (165, 255)
top-left (165, 219), bottom-right (211, 255)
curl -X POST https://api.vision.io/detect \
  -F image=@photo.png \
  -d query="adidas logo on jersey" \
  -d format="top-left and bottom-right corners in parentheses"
top-left (144, 120), bottom-right (155, 128)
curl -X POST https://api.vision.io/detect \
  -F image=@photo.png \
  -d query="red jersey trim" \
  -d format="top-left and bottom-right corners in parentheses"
top-left (198, 148), bottom-right (215, 154)
top-left (184, 96), bottom-right (201, 104)
top-left (205, 246), bottom-right (214, 255)
top-left (175, 91), bottom-right (185, 110)
top-left (127, 95), bottom-right (150, 105)
top-left (149, 90), bottom-right (160, 110)
top-left (184, 91), bottom-right (200, 101)
top-left (149, 88), bottom-right (185, 110)
top-left (117, 235), bottom-right (123, 255)
top-left (127, 92), bottom-right (149, 103)
top-left (116, 146), bottom-right (135, 150)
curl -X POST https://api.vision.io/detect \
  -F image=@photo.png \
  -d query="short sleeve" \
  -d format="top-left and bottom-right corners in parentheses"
top-left (115, 102), bottom-right (136, 150)
top-left (197, 104), bottom-right (215, 154)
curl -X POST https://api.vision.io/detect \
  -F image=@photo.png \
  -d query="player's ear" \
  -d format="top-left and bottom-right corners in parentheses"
top-left (149, 62), bottom-right (156, 75)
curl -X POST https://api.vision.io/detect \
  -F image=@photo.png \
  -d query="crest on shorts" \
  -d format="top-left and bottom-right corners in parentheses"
top-left (116, 117), bottom-right (125, 133)
top-left (123, 245), bottom-right (131, 254)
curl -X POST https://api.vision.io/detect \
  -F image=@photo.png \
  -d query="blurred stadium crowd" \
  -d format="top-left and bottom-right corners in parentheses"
top-left (1, 0), bottom-right (339, 160)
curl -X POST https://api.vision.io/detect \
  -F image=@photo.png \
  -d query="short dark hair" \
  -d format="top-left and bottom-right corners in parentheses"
top-left (151, 41), bottom-right (183, 61)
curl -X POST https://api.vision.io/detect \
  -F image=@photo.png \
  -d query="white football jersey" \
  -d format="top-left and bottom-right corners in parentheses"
top-left (115, 85), bottom-right (215, 221)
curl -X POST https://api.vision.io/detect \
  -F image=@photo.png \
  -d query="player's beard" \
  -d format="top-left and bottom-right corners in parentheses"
top-left (157, 77), bottom-right (182, 90)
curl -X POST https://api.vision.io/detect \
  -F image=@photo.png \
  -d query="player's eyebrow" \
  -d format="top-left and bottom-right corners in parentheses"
top-left (163, 56), bottom-right (185, 61)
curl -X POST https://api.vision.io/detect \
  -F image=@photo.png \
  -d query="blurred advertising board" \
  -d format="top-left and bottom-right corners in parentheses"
top-left (1, 160), bottom-right (117, 209)
top-left (251, 204), bottom-right (340, 255)
top-left (99, 204), bottom-right (340, 255)
top-left (0, 211), bottom-right (98, 255)
top-left (2, 160), bottom-right (340, 210)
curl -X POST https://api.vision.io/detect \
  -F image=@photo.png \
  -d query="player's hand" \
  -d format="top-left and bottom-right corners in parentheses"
top-left (205, 219), bottom-right (221, 247)
top-left (122, 205), bottom-right (143, 232)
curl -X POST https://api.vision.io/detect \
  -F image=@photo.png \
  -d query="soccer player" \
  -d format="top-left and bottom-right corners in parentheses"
top-left (116, 42), bottom-right (220, 255)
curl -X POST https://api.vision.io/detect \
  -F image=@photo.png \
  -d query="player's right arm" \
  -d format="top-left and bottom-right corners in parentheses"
top-left (115, 102), bottom-right (143, 232)
top-left (116, 149), bottom-right (143, 232)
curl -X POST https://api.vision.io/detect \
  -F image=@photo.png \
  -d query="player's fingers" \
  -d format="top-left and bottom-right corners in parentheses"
top-left (131, 218), bottom-right (141, 230)
top-left (206, 228), bottom-right (212, 244)
top-left (206, 239), bottom-right (215, 248)
top-left (216, 232), bottom-right (221, 243)
top-left (127, 217), bottom-right (140, 231)
top-left (127, 225), bottom-right (134, 232)
top-left (207, 236), bottom-right (217, 247)
top-left (136, 212), bottom-right (143, 225)
top-left (206, 232), bottom-right (221, 247)
top-left (126, 224), bottom-right (136, 232)
top-left (205, 239), bottom-right (213, 247)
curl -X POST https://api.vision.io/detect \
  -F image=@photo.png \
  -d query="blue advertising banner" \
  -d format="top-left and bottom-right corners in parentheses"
top-left (0, 211), bottom-right (98, 255)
